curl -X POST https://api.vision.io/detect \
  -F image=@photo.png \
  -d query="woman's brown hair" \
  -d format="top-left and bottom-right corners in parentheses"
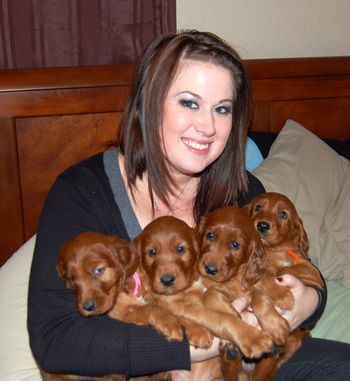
top-left (118, 30), bottom-right (252, 223)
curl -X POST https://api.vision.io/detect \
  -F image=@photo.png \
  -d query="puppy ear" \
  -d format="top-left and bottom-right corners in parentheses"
top-left (110, 239), bottom-right (140, 278)
top-left (56, 257), bottom-right (75, 289)
top-left (120, 245), bottom-right (140, 277)
top-left (294, 216), bottom-right (310, 259)
top-left (190, 227), bottom-right (201, 258)
top-left (242, 201), bottom-right (253, 217)
top-left (197, 215), bottom-right (207, 234)
top-left (242, 237), bottom-right (266, 288)
top-left (56, 258), bottom-right (66, 281)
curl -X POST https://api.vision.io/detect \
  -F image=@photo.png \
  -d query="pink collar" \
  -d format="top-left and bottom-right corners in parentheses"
top-left (132, 272), bottom-right (141, 296)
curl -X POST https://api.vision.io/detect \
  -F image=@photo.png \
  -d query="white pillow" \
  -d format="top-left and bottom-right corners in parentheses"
top-left (312, 280), bottom-right (350, 343)
top-left (253, 120), bottom-right (350, 287)
top-left (0, 235), bottom-right (42, 381)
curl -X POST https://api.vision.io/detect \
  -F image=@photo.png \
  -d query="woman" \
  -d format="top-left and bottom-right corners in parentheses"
top-left (28, 30), bottom-right (349, 380)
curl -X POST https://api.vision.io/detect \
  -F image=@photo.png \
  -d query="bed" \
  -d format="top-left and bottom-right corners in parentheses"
top-left (0, 56), bottom-right (350, 381)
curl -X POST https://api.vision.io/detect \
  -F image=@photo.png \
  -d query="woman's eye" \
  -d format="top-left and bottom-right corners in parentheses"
top-left (230, 241), bottom-right (240, 250)
top-left (176, 245), bottom-right (186, 254)
top-left (179, 99), bottom-right (198, 109)
top-left (93, 267), bottom-right (105, 276)
top-left (214, 105), bottom-right (232, 115)
top-left (278, 211), bottom-right (288, 219)
top-left (148, 248), bottom-right (157, 257)
top-left (207, 232), bottom-right (216, 241)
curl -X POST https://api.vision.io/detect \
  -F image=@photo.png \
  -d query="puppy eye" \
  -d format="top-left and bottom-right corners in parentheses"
top-left (207, 232), bottom-right (216, 241)
top-left (176, 245), bottom-right (186, 254)
top-left (278, 211), bottom-right (288, 219)
top-left (230, 241), bottom-right (240, 250)
top-left (148, 248), bottom-right (157, 257)
top-left (255, 204), bottom-right (262, 212)
top-left (92, 267), bottom-right (105, 276)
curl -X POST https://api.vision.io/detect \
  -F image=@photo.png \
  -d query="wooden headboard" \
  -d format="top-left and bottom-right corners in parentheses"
top-left (1, 56), bottom-right (350, 265)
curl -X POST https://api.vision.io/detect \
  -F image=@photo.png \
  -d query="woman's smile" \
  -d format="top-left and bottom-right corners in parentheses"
top-left (181, 137), bottom-right (211, 154)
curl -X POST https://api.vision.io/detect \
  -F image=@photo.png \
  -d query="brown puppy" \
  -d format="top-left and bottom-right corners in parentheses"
top-left (41, 231), bottom-right (171, 381)
top-left (57, 231), bottom-right (138, 317)
top-left (246, 192), bottom-right (323, 290)
top-left (197, 206), bottom-right (291, 381)
top-left (128, 216), bottom-right (221, 381)
top-left (244, 192), bottom-right (325, 381)
top-left (132, 215), bottom-right (274, 360)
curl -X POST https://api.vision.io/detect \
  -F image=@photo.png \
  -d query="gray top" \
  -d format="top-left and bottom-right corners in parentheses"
top-left (103, 148), bottom-right (142, 239)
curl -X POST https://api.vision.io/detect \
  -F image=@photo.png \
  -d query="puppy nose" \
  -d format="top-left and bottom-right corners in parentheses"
top-left (83, 300), bottom-right (97, 312)
top-left (160, 274), bottom-right (175, 287)
top-left (205, 264), bottom-right (218, 276)
top-left (257, 221), bottom-right (270, 233)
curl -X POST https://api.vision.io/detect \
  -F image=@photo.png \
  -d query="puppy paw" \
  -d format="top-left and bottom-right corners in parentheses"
top-left (238, 328), bottom-right (274, 359)
top-left (157, 321), bottom-right (184, 342)
top-left (186, 325), bottom-right (213, 348)
top-left (262, 316), bottom-right (291, 346)
top-left (274, 290), bottom-right (294, 311)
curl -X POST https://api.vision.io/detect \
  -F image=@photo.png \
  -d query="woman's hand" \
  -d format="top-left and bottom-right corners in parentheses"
top-left (232, 274), bottom-right (319, 331)
top-left (274, 274), bottom-right (319, 330)
top-left (189, 336), bottom-right (220, 363)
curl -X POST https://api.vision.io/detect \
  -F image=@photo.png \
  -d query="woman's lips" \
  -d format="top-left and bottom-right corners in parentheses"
top-left (182, 137), bottom-right (210, 153)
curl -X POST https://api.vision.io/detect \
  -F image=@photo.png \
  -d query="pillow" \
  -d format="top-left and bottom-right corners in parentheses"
top-left (0, 235), bottom-right (42, 381)
top-left (253, 119), bottom-right (350, 287)
top-left (246, 136), bottom-right (264, 171)
top-left (312, 280), bottom-right (350, 343)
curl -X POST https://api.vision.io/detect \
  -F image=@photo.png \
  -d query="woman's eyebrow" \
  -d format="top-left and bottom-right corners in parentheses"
top-left (175, 90), bottom-right (200, 98)
top-left (175, 91), bottom-right (233, 104)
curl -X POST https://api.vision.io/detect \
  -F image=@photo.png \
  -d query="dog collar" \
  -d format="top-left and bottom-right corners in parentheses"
top-left (287, 250), bottom-right (302, 263)
top-left (132, 272), bottom-right (141, 296)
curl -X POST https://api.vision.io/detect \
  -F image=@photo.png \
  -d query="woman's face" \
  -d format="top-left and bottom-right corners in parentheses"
top-left (161, 59), bottom-right (234, 179)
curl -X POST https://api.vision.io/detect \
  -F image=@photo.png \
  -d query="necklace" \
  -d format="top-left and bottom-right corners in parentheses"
top-left (153, 180), bottom-right (193, 216)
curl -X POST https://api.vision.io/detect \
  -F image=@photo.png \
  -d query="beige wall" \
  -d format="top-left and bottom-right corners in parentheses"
top-left (176, 0), bottom-right (350, 58)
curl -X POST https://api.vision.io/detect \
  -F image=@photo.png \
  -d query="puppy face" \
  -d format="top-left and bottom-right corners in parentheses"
top-left (198, 206), bottom-right (265, 287)
top-left (246, 192), bottom-right (309, 257)
top-left (132, 216), bottom-right (200, 295)
top-left (57, 231), bottom-right (138, 316)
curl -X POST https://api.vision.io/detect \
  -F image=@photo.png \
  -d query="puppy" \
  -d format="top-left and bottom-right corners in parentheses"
top-left (42, 231), bottom-right (171, 381)
top-left (246, 192), bottom-right (324, 290)
top-left (244, 192), bottom-right (325, 380)
top-left (197, 206), bottom-right (291, 381)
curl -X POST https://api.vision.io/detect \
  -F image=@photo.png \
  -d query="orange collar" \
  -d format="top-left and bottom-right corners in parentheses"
top-left (287, 250), bottom-right (302, 263)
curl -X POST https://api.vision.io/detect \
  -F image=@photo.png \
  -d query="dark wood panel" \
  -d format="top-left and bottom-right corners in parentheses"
top-left (0, 64), bottom-right (134, 91)
top-left (16, 112), bottom-right (122, 239)
top-left (0, 118), bottom-right (24, 265)
top-left (269, 98), bottom-right (350, 139)
top-left (246, 56), bottom-right (350, 79)
top-left (252, 77), bottom-right (350, 102)
top-left (0, 87), bottom-right (131, 117)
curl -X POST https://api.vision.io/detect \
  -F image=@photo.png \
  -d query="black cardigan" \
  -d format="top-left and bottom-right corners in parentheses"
top-left (28, 152), bottom-right (325, 378)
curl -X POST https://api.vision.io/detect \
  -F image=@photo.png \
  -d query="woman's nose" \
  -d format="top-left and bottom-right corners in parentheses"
top-left (194, 110), bottom-right (215, 136)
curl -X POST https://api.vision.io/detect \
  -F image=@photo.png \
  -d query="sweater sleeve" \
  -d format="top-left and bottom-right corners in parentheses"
top-left (28, 157), bottom-right (190, 378)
